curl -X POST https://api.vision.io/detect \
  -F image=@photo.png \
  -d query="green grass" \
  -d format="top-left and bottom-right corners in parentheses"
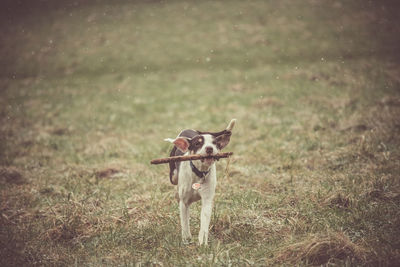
top-left (1, 0), bottom-right (400, 265)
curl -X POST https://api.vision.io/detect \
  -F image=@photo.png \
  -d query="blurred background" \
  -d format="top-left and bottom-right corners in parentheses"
top-left (1, 0), bottom-right (399, 265)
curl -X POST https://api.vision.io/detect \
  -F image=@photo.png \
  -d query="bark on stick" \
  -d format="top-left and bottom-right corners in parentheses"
top-left (150, 152), bottom-right (233, 165)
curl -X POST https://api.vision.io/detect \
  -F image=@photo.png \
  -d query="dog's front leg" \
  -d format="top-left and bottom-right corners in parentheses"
top-left (198, 198), bottom-right (213, 245)
top-left (179, 201), bottom-right (191, 243)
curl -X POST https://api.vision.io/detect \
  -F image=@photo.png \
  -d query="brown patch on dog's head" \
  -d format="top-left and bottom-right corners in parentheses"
top-left (188, 135), bottom-right (205, 153)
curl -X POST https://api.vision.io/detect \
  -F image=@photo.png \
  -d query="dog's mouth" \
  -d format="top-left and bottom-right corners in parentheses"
top-left (200, 155), bottom-right (215, 165)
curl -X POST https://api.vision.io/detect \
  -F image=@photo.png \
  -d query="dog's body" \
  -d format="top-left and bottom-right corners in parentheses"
top-left (165, 119), bottom-right (236, 245)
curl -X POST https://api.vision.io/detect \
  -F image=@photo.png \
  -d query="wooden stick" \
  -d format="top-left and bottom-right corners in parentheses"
top-left (151, 152), bottom-right (233, 165)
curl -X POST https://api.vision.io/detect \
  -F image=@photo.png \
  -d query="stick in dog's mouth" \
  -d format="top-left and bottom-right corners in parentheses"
top-left (150, 152), bottom-right (233, 165)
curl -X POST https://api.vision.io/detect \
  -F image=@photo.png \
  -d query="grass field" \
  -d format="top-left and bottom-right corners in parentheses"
top-left (1, 0), bottom-right (400, 265)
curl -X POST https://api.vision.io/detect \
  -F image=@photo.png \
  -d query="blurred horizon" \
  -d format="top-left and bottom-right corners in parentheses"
top-left (1, 0), bottom-right (400, 79)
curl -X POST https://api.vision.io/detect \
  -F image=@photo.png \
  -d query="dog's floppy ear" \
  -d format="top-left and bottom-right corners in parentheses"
top-left (215, 119), bottom-right (236, 150)
top-left (215, 131), bottom-right (231, 150)
top-left (165, 137), bottom-right (190, 153)
top-left (226, 119), bottom-right (236, 132)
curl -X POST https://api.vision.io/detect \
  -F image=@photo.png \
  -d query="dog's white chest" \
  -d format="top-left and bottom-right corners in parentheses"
top-left (178, 161), bottom-right (216, 204)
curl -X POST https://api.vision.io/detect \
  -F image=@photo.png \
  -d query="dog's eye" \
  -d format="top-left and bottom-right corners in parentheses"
top-left (194, 139), bottom-right (203, 147)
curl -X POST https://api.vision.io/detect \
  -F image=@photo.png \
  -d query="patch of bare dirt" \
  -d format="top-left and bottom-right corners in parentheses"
top-left (0, 166), bottom-right (26, 184)
top-left (95, 168), bottom-right (120, 179)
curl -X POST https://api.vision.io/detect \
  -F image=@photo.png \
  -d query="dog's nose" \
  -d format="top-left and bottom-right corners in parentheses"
top-left (205, 146), bottom-right (213, 154)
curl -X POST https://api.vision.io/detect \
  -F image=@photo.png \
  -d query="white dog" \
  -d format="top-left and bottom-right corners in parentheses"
top-left (165, 119), bottom-right (236, 245)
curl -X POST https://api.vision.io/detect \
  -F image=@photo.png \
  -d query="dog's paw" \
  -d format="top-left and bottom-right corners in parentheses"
top-left (198, 240), bottom-right (208, 246)
top-left (182, 237), bottom-right (193, 245)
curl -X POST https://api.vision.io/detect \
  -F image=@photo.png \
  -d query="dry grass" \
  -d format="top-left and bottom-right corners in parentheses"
top-left (276, 232), bottom-right (370, 265)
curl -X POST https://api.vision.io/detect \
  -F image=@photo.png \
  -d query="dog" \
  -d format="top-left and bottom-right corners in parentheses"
top-left (165, 119), bottom-right (236, 245)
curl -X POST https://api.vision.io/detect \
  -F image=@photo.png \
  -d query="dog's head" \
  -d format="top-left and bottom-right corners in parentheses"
top-left (166, 119), bottom-right (236, 167)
